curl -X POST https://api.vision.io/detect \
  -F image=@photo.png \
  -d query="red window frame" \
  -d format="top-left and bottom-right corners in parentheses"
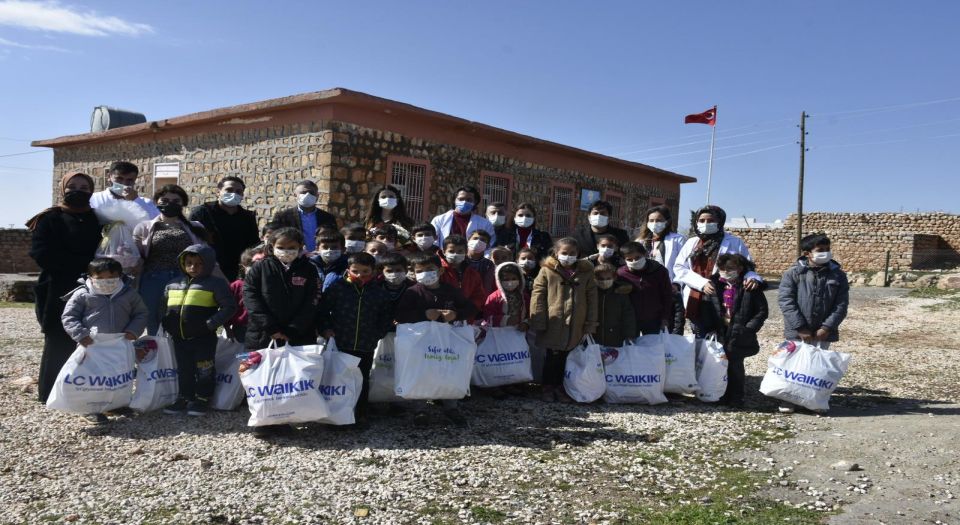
top-left (386, 155), bottom-right (432, 223)
top-left (547, 182), bottom-right (577, 238)
top-left (605, 190), bottom-right (625, 228)
top-left (479, 170), bottom-right (513, 211)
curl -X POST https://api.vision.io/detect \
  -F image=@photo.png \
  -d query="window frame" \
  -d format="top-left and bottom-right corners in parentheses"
top-left (479, 170), bottom-right (514, 212)
top-left (547, 181), bottom-right (577, 238)
top-left (386, 155), bottom-right (432, 223)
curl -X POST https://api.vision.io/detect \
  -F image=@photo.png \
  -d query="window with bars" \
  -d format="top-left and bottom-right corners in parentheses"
top-left (606, 192), bottom-right (624, 227)
top-left (481, 172), bottom-right (511, 210)
top-left (550, 185), bottom-right (574, 237)
top-left (388, 158), bottom-right (428, 222)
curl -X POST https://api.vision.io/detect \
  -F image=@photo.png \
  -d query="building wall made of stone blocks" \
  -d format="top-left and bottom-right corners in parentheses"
top-left (782, 212), bottom-right (960, 253)
top-left (0, 229), bottom-right (40, 274)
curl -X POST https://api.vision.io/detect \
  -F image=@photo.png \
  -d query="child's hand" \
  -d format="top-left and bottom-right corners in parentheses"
top-left (797, 329), bottom-right (814, 343)
top-left (80, 336), bottom-right (94, 347)
top-left (425, 309), bottom-right (441, 321)
top-left (517, 322), bottom-right (529, 332)
top-left (271, 332), bottom-right (288, 341)
top-left (701, 282), bottom-right (716, 295)
top-left (440, 310), bottom-right (457, 323)
top-left (815, 327), bottom-right (831, 341)
top-left (135, 347), bottom-right (149, 362)
top-left (744, 279), bottom-right (760, 291)
top-left (124, 332), bottom-right (138, 341)
top-left (225, 327), bottom-right (235, 340)
top-left (321, 329), bottom-right (335, 339)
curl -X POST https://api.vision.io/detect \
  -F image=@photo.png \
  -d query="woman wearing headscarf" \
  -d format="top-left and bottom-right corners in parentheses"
top-left (673, 205), bottom-right (763, 336)
top-left (26, 172), bottom-right (103, 402)
top-left (635, 205), bottom-right (687, 334)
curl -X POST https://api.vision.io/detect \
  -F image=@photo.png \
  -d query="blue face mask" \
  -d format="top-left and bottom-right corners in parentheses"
top-left (455, 199), bottom-right (474, 214)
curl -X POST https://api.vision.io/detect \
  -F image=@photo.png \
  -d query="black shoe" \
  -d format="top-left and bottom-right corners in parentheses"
top-left (253, 425), bottom-right (282, 439)
top-left (413, 411), bottom-right (430, 427)
top-left (444, 408), bottom-right (468, 427)
top-left (85, 414), bottom-right (108, 425)
top-left (186, 400), bottom-right (207, 417)
top-left (163, 399), bottom-right (188, 415)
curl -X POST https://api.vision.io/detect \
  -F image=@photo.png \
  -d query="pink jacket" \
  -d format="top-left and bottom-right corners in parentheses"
top-left (481, 262), bottom-right (529, 327)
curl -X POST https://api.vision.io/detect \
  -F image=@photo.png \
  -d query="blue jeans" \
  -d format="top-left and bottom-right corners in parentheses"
top-left (139, 269), bottom-right (180, 335)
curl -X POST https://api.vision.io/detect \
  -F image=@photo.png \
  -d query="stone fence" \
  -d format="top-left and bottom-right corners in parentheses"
top-left (0, 229), bottom-right (39, 274)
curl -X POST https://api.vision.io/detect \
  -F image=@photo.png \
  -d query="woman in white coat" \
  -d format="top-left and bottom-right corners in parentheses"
top-left (636, 205), bottom-right (687, 334)
top-left (429, 185), bottom-right (496, 248)
top-left (673, 205), bottom-right (763, 336)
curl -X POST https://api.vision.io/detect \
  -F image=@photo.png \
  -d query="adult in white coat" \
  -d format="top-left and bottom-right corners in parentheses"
top-left (674, 205), bottom-right (763, 335)
top-left (429, 185), bottom-right (496, 248)
top-left (636, 205), bottom-right (687, 334)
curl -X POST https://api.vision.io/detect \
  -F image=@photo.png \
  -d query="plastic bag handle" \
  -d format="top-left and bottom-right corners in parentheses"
top-left (582, 334), bottom-right (597, 347)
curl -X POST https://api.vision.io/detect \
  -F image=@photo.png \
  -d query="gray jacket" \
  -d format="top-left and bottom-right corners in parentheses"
top-left (778, 258), bottom-right (849, 342)
top-left (61, 277), bottom-right (149, 343)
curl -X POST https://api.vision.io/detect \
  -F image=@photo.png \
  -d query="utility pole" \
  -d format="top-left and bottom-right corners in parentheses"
top-left (796, 111), bottom-right (807, 258)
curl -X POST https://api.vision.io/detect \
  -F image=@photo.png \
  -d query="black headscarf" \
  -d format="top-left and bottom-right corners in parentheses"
top-left (690, 205), bottom-right (726, 260)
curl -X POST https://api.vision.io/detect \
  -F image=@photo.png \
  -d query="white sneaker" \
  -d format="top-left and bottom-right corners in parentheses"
top-left (778, 405), bottom-right (795, 414)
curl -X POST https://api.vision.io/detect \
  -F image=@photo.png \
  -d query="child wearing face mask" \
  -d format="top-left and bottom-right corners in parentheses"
top-left (378, 252), bottom-right (414, 314)
top-left (371, 224), bottom-right (400, 253)
top-left (466, 230), bottom-right (496, 293)
top-left (616, 242), bottom-right (674, 337)
top-left (587, 234), bottom-right (624, 268)
top-left (698, 254), bottom-right (769, 409)
top-left (439, 235), bottom-right (487, 317)
top-left (410, 223), bottom-right (442, 256)
top-left (61, 257), bottom-right (149, 425)
top-left (516, 248), bottom-right (540, 295)
top-left (529, 238), bottom-right (598, 403)
top-left (593, 263), bottom-right (637, 348)
top-left (308, 232), bottom-right (348, 292)
top-left (341, 224), bottom-right (368, 255)
top-left (481, 263), bottom-right (529, 330)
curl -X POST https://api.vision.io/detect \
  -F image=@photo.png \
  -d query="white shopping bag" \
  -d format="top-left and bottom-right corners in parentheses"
top-left (47, 333), bottom-right (136, 414)
top-left (662, 332), bottom-right (699, 394)
top-left (696, 336), bottom-right (729, 402)
top-left (210, 336), bottom-right (246, 411)
top-left (93, 200), bottom-right (148, 272)
top-left (602, 335), bottom-right (668, 405)
top-left (314, 339), bottom-right (363, 425)
top-left (129, 331), bottom-right (179, 412)
top-left (759, 341), bottom-right (851, 411)
top-left (240, 342), bottom-right (329, 426)
top-left (563, 335), bottom-right (606, 403)
top-left (369, 333), bottom-right (402, 403)
top-left (472, 327), bottom-right (533, 387)
top-left (394, 321), bottom-right (477, 400)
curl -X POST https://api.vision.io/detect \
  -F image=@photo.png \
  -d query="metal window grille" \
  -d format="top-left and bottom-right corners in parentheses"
top-left (482, 174), bottom-right (510, 209)
top-left (550, 186), bottom-right (573, 237)
top-left (607, 193), bottom-right (624, 227)
top-left (390, 161), bottom-right (427, 222)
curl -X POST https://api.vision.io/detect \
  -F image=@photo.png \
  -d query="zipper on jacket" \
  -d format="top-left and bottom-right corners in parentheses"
top-left (353, 282), bottom-right (365, 353)
top-left (179, 277), bottom-right (193, 339)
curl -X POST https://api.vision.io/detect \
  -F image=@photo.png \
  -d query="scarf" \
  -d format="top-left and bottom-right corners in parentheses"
top-left (25, 172), bottom-right (96, 231)
top-left (721, 279), bottom-right (740, 323)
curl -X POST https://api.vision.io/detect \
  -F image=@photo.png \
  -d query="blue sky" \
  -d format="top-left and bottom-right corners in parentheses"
top-left (1, 0), bottom-right (958, 227)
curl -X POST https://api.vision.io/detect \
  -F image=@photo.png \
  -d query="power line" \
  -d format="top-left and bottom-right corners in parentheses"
top-left (0, 150), bottom-right (45, 158)
top-left (815, 95), bottom-right (960, 118)
top-left (666, 143), bottom-right (793, 169)
top-left (627, 135), bottom-right (795, 162)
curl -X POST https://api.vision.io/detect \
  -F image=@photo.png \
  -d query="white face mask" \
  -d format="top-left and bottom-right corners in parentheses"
top-left (467, 239), bottom-right (487, 252)
top-left (487, 214), bottom-right (506, 226)
top-left (445, 252), bottom-right (465, 265)
top-left (520, 259), bottom-right (536, 269)
top-left (345, 240), bottom-right (365, 253)
top-left (596, 279), bottom-right (614, 290)
top-left (297, 192), bottom-right (318, 208)
top-left (414, 236), bottom-right (434, 251)
top-left (697, 222), bottom-right (719, 235)
top-left (416, 270), bottom-right (440, 286)
top-left (219, 192), bottom-right (242, 207)
top-left (274, 248), bottom-right (300, 263)
top-left (648, 221), bottom-right (667, 234)
top-left (90, 277), bottom-right (121, 295)
top-left (109, 182), bottom-right (131, 196)
top-left (378, 197), bottom-right (398, 210)
top-left (588, 214), bottom-right (609, 228)
top-left (810, 251), bottom-right (832, 265)
top-left (319, 249), bottom-right (341, 263)
top-left (384, 271), bottom-right (406, 285)
top-left (626, 257), bottom-right (647, 271)
top-left (514, 215), bottom-right (534, 228)
top-left (381, 241), bottom-right (396, 251)
top-left (501, 280), bottom-right (520, 291)
top-left (719, 270), bottom-right (740, 281)
top-left (558, 254), bottom-right (578, 267)
top-left (597, 246), bottom-right (615, 259)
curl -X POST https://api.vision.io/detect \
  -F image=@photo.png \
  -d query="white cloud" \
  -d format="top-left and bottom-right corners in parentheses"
top-left (0, 0), bottom-right (153, 37)
top-left (0, 36), bottom-right (69, 51)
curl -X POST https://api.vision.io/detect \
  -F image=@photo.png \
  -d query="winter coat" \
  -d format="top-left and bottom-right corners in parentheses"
top-left (698, 275), bottom-right (769, 358)
top-left (61, 277), bottom-right (148, 343)
top-left (778, 258), bottom-right (849, 343)
top-left (439, 256), bottom-right (487, 318)
top-left (243, 254), bottom-right (319, 349)
top-left (616, 259), bottom-right (674, 325)
top-left (394, 282), bottom-right (479, 325)
top-left (595, 281), bottom-right (637, 347)
top-left (188, 202), bottom-right (259, 281)
top-left (467, 255), bottom-right (496, 295)
top-left (673, 232), bottom-right (763, 309)
top-left (316, 276), bottom-right (393, 354)
top-left (307, 253), bottom-right (348, 292)
top-left (481, 262), bottom-right (529, 327)
top-left (572, 224), bottom-right (629, 258)
top-left (226, 279), bottom-right (248, 328)
top-left (271, 206), bottom-right (338, 237)
top-left (494, 227), bottom-right (553, 260)
top-left (529, 257), bottom-right (598, 351)
top-left (162, 244), bottom-right (237, 340)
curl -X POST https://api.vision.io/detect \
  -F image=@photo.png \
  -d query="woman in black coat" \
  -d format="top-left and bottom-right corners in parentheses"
top-left (493, 202), bottom-right (553, 260)
top-left (26, 172), bottom-right (103, 402)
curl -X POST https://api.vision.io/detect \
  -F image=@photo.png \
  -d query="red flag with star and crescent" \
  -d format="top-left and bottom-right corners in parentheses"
top-left (684, 106), bottom-right (717, 126)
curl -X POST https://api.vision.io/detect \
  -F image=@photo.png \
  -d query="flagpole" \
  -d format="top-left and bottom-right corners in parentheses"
top-left (705, 106), bottom-right (717, 205)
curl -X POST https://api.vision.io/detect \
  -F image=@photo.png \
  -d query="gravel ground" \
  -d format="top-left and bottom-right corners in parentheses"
top-left (0, 288), bottom-right (956, 524)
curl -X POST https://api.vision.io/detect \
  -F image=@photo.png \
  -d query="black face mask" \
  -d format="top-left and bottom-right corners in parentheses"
top-left (62, 190), bottom-right (91, 208)
top-left (158, 202), bottom-right (183, 218)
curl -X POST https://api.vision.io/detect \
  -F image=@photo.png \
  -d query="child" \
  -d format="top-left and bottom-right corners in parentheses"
top-left (593, 263), bottom-right (636, 347)
top-left (489, 246), bottom-right (513, 267)
top-left (61, 257), bottom-right (148, 425)
top-left (777, 233), bottom-right (849, 413)
top-left (480, 262), bottom-right (530, 398)
top-left (617, 242), bottom-right (674, 336)
top-left (366, 240), bottom-right (389, 263)
top-left (517, 247), bottom-right (540, 296)
top-left (379, 252), bottom-right (414, 310)
top-left (440, 234), bottom-right (487, 317)
top-left (411, 223), bottom-right (441, 255)
top-left (395, 252), bottom-right (479, 426)
top-left (162, 244), bottom-right (237, 416)
top-left (370, 224), bottom-right (399, 252)
top-left (308, 231), bottom-right (348, 292)
top-left (317, 252), bottom-right (393, 423)
top-left (529, 237), bottom-right (598, 403)
top-left (467, 230), bottom-right (496, 293)
top-left (587, 234), bottom-right (624, 268)
top-left (225, 247), bottom-right (257, 343)
top-left (699, 254), bottom-right (768, 409)
top-left (342, 223), bottom-right (368, 254)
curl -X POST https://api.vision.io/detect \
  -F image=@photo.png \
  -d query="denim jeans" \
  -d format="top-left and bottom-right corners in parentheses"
top-left (139, 269), bottom-right (180, 335)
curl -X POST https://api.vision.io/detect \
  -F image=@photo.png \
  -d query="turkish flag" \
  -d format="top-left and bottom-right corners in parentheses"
top-left (684, 106), bottom-right (717, 126)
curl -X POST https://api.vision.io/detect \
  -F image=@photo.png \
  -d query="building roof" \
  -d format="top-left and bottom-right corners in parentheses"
top-left (32, 87), bottom-right (696, 184)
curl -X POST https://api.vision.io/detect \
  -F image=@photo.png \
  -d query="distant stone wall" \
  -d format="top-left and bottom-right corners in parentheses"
top-left (0, 229), bottom-right (39, 274)
top-left (728, 212), bottom-right (960, 274)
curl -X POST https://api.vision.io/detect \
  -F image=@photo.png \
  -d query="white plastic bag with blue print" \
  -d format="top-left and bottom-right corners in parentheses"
top-left (240, 342), bottom-right (329, 426)
top-left (47, 332), bottom-right (136, 414)
top-left (313, 338), bottom-right (363, 425)
top-left (695, 336), bottom-right (728, 402)
top-left (394, 321), bottom-right (477, 400)
top-left (130, 330), bottom-right (179, 412)
top-left (562, 335), bottom-right (606, 403)
top-left (602, 335), bottom-right (667, 405)
top-left (760, 341), bottom-right (850, 411)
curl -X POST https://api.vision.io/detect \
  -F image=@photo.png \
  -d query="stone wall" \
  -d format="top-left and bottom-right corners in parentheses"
top-left (0, 229), bottom-right (40, 274)
top-left (728, 212), bottom-right (960, 274)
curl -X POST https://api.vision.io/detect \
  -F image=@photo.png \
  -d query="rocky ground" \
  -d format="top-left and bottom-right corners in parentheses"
top-left (0, 287), bottom-right (957, 525)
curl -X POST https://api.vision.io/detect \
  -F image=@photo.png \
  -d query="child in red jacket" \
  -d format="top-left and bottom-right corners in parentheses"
top-left (481, 262), bottom-right (529, 329)
top-left (439, 234), bottom-right (487, 318)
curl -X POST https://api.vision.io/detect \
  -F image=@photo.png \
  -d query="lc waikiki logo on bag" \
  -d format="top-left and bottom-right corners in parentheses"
top-left (47, 333), bottom-right (137, 414)
top-left (601, 335), bottom-right (668, 405)
top-left (239, 343), bottom-right (329, 426)
top-left (759, 341), bottom-right (850, 411)
top-left (313, 339), bottom-right (363, 426)
top-left (471, 327), bottom-right (533, 387)
top-left (130, 332), bottom-right (179, 412)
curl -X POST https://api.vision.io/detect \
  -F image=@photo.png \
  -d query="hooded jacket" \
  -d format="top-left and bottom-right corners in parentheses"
top-left (162, 244), bottom-right (237, 340)
top-left (61, 276), bottom-right (148, 343)
top-left (243, 253), bottom-right (319, 349)
top-left (595, 280), bottom-right (637, 347)
top-left (481, 262), bottom-right (530, 327)
top-left (778, 257), bottom-right (849, 343)
top-left (316, 274), bottom-right (393, 354)
top-left (529, 257), bottom-right (598, 351)
top-left (616, 259), bottom-right (674, 325)
top-left (699, 275), bottom-right (769, 357)
top-left (439, 255), bottom-right (487, 318)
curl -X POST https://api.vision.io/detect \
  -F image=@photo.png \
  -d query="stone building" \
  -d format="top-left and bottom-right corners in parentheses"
top-left (32, 88), bottom-right (694, 237)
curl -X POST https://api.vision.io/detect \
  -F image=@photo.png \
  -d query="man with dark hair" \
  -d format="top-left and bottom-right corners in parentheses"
top-left (188, 176), bottom-right (260, 281)
top-left (271, 180), bottom-right (338, 253)
top-left (89, 161), bottom-right (160, 218)
top-left (572, 200), bottom-right (628, 258)
top-left (429, 185), bottom-right (496, 248)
